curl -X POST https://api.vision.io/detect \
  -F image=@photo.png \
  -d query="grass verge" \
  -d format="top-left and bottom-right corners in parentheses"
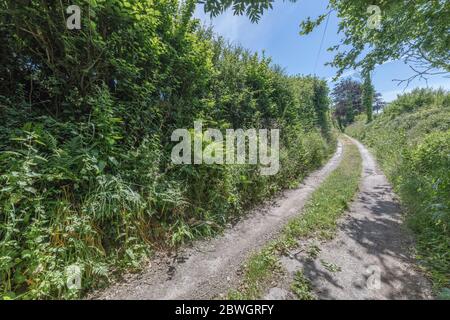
top-left (227, 138), bottom-right (362, 299)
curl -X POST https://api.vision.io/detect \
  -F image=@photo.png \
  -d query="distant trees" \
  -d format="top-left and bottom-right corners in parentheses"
top-left (331, 78), bottom-right (362, 129)
top-left (331, 77), bottom-right (383, 129)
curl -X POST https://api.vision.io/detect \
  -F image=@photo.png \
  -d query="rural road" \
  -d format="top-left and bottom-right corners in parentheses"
top-left (265, 137), bottom-right (432, 299)
top-left (91, 141), bottom-right (344, 300)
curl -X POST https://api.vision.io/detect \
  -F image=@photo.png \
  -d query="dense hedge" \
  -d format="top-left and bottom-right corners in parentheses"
top-left (0, 1), bottom-right (334, 298)
top-left (346, 89), bottom-right (450, 295)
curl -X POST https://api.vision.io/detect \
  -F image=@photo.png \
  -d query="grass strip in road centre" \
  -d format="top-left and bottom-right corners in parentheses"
top-left (227, 139), bottom-right (362, 300)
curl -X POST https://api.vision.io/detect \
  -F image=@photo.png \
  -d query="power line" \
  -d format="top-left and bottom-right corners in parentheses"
top-left (313, 11), bottom-right (331, 76)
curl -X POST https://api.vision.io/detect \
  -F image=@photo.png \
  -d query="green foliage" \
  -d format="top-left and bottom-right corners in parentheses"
top-left (320, 260), bottom-right (341, 273)
top-left (331, 78), bottom-right (363, 129)
top-left (300, 0), bottom-right (450, 78)
top-left (227, 244), bottom-right (280, 300)
top-left (200, 0), bottom-right (278, 23)
top-left (346, 89), bottom-right (450, 294)
top-left (332, 77), bottom-right (382, 129)
top-left (291, 271), bottom-right (315, 300)
top-left (381, 88), bottom-right (450, 118)
top-left (0, 0), bottom-right (333, 298)
top-left (362, 73), bottom-right (374, 123)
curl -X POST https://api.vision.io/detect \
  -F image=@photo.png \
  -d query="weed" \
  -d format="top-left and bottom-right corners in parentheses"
top-left (291, 271), bottom-right (316, 300)
top-left (306, 244), bottom-right (321, 259)
top-left (320, 260), bottom-right (342, 273)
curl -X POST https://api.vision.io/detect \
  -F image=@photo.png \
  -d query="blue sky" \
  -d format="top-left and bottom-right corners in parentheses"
top-left (194, 1), bottom-right (449, 102)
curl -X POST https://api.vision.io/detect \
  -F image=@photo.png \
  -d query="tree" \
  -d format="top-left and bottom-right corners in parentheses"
top-left (362, 73), bottom-right (374, 123)
top-left (312, 78), bottom-right (331, 137)
top-left (201, 0), bottom-right (450, 82)
top-left (200, 0), bottom-right (277, 23)
top-left (331, 78), bottom-right (362, 129)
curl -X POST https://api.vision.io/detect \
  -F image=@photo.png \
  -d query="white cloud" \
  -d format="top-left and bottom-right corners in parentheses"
top-left (194, 6), bottom-right (251, 44)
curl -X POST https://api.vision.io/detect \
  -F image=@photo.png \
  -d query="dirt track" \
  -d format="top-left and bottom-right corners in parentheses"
top-left (92, 141), bottom-right (344, 300)
top-left (264, 137), bottom-right (432, 300)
